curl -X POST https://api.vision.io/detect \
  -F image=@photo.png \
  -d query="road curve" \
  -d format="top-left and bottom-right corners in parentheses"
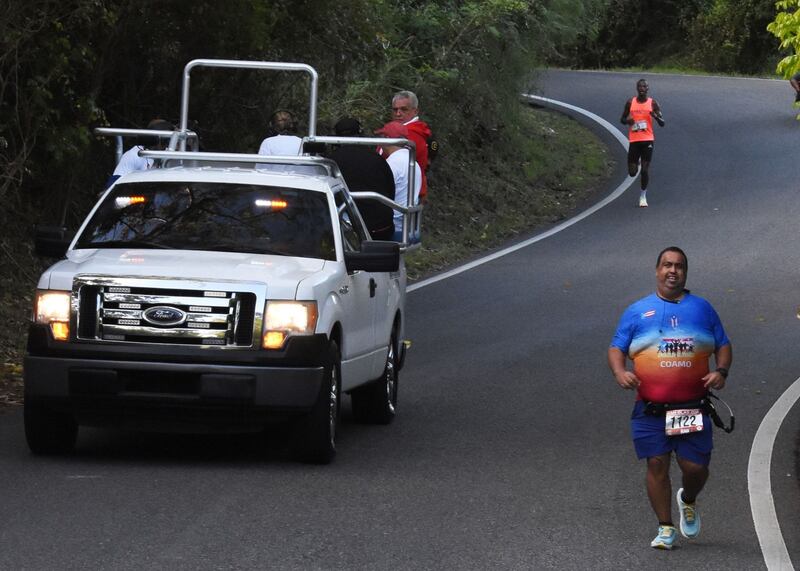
top-left (533, 71), bottom-right (800, 569)
top-left (408, 70), bottom-right (800, 569)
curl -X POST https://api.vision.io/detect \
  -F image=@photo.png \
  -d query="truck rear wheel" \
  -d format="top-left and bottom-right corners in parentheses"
top-left (24, 403), bottom-right (78, 455)
top-left (351, 334), bottom-right (398, 425)
top-left (294, 341), bottom-right (340, 464)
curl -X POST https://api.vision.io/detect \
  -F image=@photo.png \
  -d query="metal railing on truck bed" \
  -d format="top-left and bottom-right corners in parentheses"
top-left (94, 59), bottom-right (422, 250)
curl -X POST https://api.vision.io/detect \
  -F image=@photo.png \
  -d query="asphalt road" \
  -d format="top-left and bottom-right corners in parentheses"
top-left (1, 71), bottom-right (799, 570)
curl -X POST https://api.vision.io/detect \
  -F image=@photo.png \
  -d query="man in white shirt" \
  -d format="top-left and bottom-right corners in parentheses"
top-left (107, 119), bottom-right (174, 187)
top-left (258, 110), bottom-right (302, 156)
top-left (112, 144), bottom-right (150, 178)
top-left (377, 121), bottom-right (421, 240)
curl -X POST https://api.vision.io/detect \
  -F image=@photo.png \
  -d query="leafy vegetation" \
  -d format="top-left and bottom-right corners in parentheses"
top-left (691, 0), bottom-right (779, 73)
top-left (767, 0), bottom-right (800, 77)
top-left (2, 0), bottom-right (547, 218)
top-left (563, 0), bottom-right (783, 75)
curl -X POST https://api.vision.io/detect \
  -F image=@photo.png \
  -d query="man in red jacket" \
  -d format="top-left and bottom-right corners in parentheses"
top-left (390, 90), bottom-right (432, 200)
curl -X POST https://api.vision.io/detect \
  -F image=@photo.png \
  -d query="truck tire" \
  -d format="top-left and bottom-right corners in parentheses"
top-left (351, 334), bottom-right (398, 425)
top-left (295, 341), bottom-right (340, 464)
top-left (24, 403), bottom-right (78, 455)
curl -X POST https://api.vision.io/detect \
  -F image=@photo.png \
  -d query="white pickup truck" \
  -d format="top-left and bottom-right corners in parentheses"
top-left (24, 60), bottom-right (422, 464)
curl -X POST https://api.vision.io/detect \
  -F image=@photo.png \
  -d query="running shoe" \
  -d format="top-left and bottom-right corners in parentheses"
top-left (650, 525), bottom-right (677, 549)
top-left (677, 487), bottom-right (701, 538)
top-left (639, 195), bottom-right (648, 208)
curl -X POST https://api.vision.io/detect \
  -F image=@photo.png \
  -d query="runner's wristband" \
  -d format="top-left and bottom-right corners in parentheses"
top-left (715, 367), bottom-right (729, 379)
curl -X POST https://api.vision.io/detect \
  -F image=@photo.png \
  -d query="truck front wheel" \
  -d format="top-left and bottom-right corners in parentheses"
top-left (294, 341), bottom-right (341, 464)
top-left (351, 333), bottom-right (398, 425)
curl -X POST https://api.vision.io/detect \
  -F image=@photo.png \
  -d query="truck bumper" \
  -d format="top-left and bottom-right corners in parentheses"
top-left (24, 355), bottom-right (325, 432)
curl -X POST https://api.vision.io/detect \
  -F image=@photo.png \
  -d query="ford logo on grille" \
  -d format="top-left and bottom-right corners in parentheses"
top-left (142, 306), bottom-right (186, 326)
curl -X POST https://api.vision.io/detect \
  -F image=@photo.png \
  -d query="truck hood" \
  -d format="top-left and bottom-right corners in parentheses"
top-left (39, 249), bottom-right (329, 299)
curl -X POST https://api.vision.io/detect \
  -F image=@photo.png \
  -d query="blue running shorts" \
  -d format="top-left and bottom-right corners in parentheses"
top-left (630, 401), bottom-right (713, 466)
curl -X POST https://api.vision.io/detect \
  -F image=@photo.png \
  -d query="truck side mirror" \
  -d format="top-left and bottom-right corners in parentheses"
top-left (344, 240), bottom-right (399, 273)
top-left (34, 226), bottom-right (75, 258)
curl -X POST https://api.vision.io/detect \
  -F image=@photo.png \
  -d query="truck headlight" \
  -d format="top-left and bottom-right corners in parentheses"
top-left (34, 290), bottom-right (71, 341)
top-left (262, 301), bottom-right (318, 349)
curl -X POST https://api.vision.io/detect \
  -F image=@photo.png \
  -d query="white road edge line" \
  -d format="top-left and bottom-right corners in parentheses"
top-left (409, 94), bottom-right (633, 293)
top-left (748, 377), bottom-right (800, 570)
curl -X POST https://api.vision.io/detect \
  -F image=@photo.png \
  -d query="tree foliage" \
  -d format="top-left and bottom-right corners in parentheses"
top-left (767, 0), bottom-right (800, 77)
top-left (575, 0), bottom-right (711, 68)
top-left (690, 0), bottom-right (778, 73)
top-left (566, 0), bottom-right (780, 73)
top-left (0, 0), bottom-right (549, 232)
top-left (545, 0), bottom-right (609, 68)
top-left (1, 2), bottom-right (112, 207)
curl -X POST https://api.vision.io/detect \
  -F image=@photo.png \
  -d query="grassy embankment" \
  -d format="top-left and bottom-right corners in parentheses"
top-left (406, 105), bottom-right (614, 278)
top-left (0, 104), bottom-right (614, 409)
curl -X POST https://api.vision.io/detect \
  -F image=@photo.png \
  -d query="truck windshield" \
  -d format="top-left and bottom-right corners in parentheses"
top-left (75, 182), bottom-right (336, 260)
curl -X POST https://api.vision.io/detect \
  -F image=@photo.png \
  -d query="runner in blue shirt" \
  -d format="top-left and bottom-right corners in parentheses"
top-left (608, 247), bottom-right (732, 550)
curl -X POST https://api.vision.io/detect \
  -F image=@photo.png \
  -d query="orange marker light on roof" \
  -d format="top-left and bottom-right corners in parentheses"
top-left (115, 195), bottom-right (147, 209)
top-left (255, 199), bottom-right (288, 209)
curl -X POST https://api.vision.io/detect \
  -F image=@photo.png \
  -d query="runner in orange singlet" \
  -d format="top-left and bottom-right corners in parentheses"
top-left (621, 79), bottom-right (664, 207)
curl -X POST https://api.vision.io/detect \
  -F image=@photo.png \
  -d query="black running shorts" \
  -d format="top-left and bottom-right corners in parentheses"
top-left (628, 140), bottom-right (654, 164)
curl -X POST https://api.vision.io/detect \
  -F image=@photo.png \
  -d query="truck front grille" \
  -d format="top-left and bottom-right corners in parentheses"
top-left (77, 283), bottom-right (257, 347)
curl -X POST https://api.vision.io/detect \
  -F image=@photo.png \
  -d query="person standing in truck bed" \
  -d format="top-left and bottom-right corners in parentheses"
top-left (328, 117), bottom-right (396, 240)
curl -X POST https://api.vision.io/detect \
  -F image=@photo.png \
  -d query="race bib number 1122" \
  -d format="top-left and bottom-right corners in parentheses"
top-left (665, 408), bottom-right (704, 436)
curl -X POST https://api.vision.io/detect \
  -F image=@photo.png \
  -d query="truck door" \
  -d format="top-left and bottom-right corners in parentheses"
top-left (336, 192), bottom-right (383, 383)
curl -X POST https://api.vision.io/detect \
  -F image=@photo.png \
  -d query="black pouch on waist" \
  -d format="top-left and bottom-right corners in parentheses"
top-left (643, 397), bottom-right (711, 417)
